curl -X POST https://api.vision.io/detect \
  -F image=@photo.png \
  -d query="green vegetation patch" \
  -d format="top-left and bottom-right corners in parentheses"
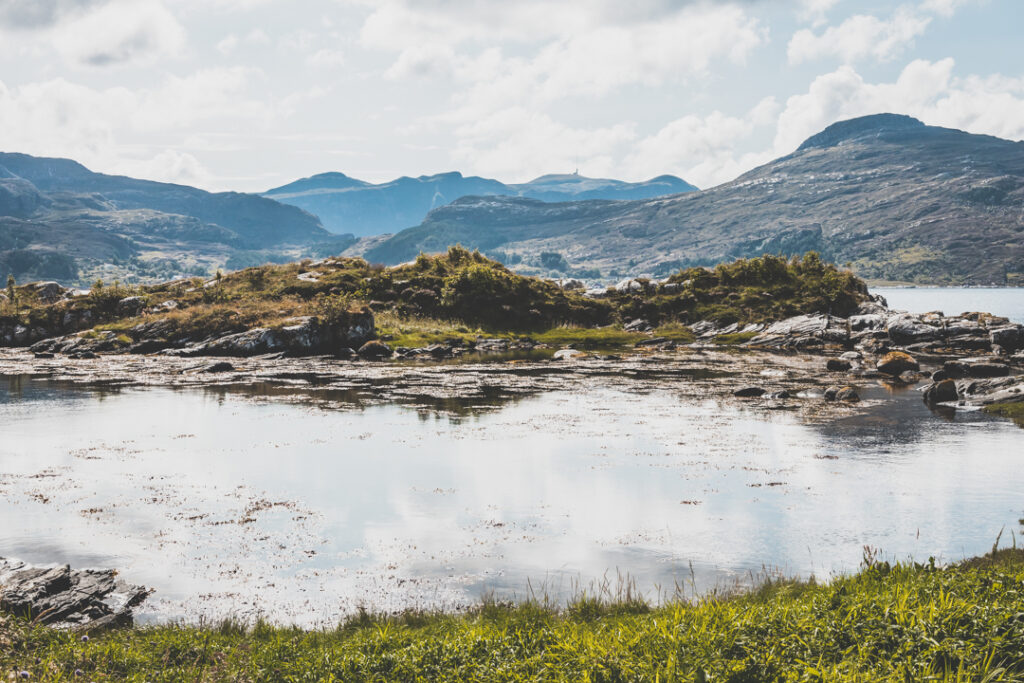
top-left (983, 401), bottom-right (1024, 427)
top-left (3, 250), bottom-right (868, 350)
top-left (3, 552), bottom-right (1024, 681)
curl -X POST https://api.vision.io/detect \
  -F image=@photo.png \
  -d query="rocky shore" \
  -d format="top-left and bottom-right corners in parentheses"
top-left (0, 559), bottom-right (150, 631)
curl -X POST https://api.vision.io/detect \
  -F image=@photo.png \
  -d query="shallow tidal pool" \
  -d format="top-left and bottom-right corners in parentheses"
top-left (1, 373), bottom-right (1023, 626)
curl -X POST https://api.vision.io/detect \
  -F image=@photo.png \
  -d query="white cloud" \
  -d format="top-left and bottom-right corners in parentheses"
top-left (788, 7), bottom-right (931, 65)
top-left (307, 48), bottom-right (345, 68)
top-left (47, 0), bottom-right (186, 66)
top-left (798, 0), bottom-right (840, 26)
top-left (772, 58), bottom-right (1024, 154)
top-left (0, 68), bottom-right (269, 186)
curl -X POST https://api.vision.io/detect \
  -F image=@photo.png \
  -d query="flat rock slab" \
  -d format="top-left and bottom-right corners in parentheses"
top-left (0, 558), bottom-right (151, 630)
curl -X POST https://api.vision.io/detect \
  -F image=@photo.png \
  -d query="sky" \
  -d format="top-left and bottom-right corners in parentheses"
top-left (0, 0), bottom-right (1022, 193)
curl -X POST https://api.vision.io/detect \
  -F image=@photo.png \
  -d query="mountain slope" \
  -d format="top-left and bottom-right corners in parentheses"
top-left (263, 171), bottom-right (696, 236)
top-left (0, 152), bottom-right (337, 285)
top-left (363, 114), bottom-right (1024, 285)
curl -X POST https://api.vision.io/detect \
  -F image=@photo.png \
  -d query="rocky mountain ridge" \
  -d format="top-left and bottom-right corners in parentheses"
top-left (264, 170), bottom-right (697, 236)
top-left (363, 114), bottom-right (1024, 285)
top-left (0, 152), bottom-right (338, 285)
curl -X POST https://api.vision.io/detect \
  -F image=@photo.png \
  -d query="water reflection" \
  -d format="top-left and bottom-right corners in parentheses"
top-left (1, 371), bottom-right (1023, 626)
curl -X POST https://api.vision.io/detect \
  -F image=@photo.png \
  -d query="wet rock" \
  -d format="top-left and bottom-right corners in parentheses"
top-left (943, 360), bottom-right (1010, 379)
top-left (924, 379), bottom-right (959, 404)
top-left (826, 358), bottom-right (852, 372)
top-left (840, 351), bottom-right (863, 361)
top-left (473, 338), bottom-right (510, 352)
top-left (767, 390), bottom-right (792, 399)
top-left (876, 351), bottom-right (919, 376)
top-left (358, 340), bottom-right (393, 360)
top-left (334, 347), bottom-right (356, 360)
top-left (931, 369), bottom-right (949, 382)
top-left (733, 386), bottom-right (766, 398)
top-left (199, 361), bottom-right (235, 373)
top-left (553, 348), bottom-right (586, 361)
top-left (129, 339), bottom-right (171, 355)
top-left (32, 352), bottom-right (54, 359)
top-left (0, 558), bottom-right (150, 630)
top-left (836, 386), bottom-right (860, 402)
top-left (69, 351), bottom-right (98, 359)
top-left (425, 344), bottom-right (452, 359)
top-left (635, 337), bottom-right (671, 348)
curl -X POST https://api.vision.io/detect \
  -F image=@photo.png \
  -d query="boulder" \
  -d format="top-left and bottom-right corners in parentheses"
top-left (0, 558), bottom-right (150, 630)
top-left (27, 281), bottom-right (67, 304)
top-left (624, 318), bottom-right (652, 333)
top-left (886, 315), bottom-right (940, 345)
top-left (614, 278), bottom-right (646, 293)
top-left (876, 351), bottom-right (919, 376)
top-left (943, 360), bottom-right (1011, 379)
top-left (836, 387), bottom-right (860, 402)
top-left (923, 379), bottom-right (959, 404)
top-left (733, 386), bottom-right (766, 398)
top-left (826, 359), bottom-right (852, 372)
top-left (823, 386), bottom-right (840, 401)
top-left (117, 296), bottom-right (147, 317)
top-left (990, 326), bottom-right (1024, 353)
top-left (358, 340), bottom-right (392, 360)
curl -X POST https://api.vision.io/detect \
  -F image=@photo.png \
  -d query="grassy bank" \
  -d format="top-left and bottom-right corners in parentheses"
top-left (4, 550), bottom-right (1024, 681)
top-left (2, 250), bottom-right (868, 350)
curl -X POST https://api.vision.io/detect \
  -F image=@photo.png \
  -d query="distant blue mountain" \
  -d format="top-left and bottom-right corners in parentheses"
top-left (263, 171), bottom-right (697, 236)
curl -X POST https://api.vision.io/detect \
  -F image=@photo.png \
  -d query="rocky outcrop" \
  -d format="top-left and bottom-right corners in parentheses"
top-left (29, 312), bottom-right (376, 359)
top-left (0, 558), bottom-right (150, 630)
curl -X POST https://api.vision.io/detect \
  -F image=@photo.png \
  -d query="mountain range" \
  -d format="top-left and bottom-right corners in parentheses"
top-left (2, 113), bottom-right (1023, 287)
top-left (364, 114), bottom-right (1024, 285)
top-left (263, 171), bottom-right (697, 236)
top-left (0, 152), bottom-right (344, 285)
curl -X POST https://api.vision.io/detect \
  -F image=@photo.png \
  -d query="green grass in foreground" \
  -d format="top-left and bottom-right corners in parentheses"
top-left (4, 551), bottom-right (1024, 681)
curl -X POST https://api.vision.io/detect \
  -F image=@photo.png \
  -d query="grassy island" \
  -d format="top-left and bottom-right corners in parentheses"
top-left (1, 249), bottom-right (868, 352)
top-left (3, 551), bottom-right (1024, 681)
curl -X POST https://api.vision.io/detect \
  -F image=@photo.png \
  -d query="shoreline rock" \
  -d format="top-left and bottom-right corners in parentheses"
top-left (0, 558), bottom-right (151, 631)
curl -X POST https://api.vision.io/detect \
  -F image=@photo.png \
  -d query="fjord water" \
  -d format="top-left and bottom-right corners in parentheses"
top-left (875, 287), bottom-right (1024, 323)
top-left (1, 373), bottom-right (1023, 626)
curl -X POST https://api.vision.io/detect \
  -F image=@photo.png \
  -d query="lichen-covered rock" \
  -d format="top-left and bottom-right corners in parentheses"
top-left (876, 351), bottom-right (919, 376)
top-left (358, 340), bottom-right (393, 359)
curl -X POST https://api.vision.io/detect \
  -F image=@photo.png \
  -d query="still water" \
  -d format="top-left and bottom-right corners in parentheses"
top-left (874, 287), bottom-right (1024, 323)
top-left (1, 373), bottom-right (1022, 625)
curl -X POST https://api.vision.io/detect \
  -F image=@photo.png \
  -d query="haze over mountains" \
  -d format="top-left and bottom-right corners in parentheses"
top-left (366, 114), bottom-right (1024, 286)
top-left (0, 152), bottom-right (344, 285)
top-left (264, 172), bottom-right (697, 236)
top-left (2, 113), bottom-right (1022, 286)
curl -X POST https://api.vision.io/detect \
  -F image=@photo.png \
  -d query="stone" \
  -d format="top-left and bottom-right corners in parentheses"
top-left (199, 361), bottom-right (235, 373)
top-left (117, 296), bottom-right (147, 317)
top-left (624, 318), bottom-right (652, 333)
top-left (826, 358), bottom-right (852, 372)
top-left (614, 278), bottom-right (646, 293)
top-left (358, 340), bottom-right (392, 360)
top-left (876, 351), bottom-right (919, 376)
top-left (733, 386), bottom-right (766, 398)
top-left (943, 360), bottom-right (1010, 379)
top-left (33, 352), bottom-right (54, 359)
top-left (0, 558), bottom-right (150, 630)
top-left (990, 326), bottom-right (1024, 353)
top-left (886, 315), bottom-right (940, 345)
top-left (840, 351), bottom-right (863, 361)
top-left (553, 348), bottom-right (586, 361)
top-left (823, 386), bottom-right (840, 401)
top-left (27, 281), bottom-right (67, 304)
top-left (836, 386), bottom-right (860, 402)
top-left (923, 379), bottom-right (959, 404)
